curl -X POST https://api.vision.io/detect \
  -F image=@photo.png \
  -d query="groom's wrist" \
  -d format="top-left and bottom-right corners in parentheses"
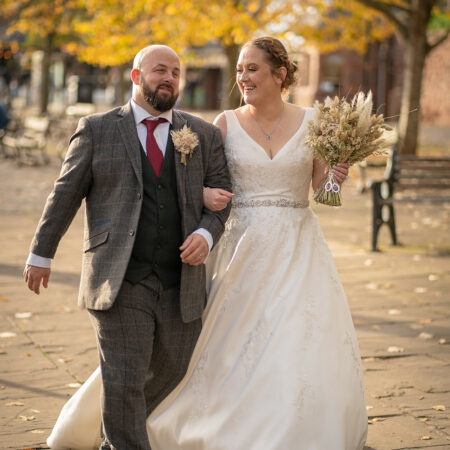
top-left (27, 253), bottom-right (52, 268)
top-left (192, 228), bottom-right (213, 254)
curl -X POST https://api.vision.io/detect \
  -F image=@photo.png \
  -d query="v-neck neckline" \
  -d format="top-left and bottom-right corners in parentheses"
top-left (232, 108), bottom-right (310, 161)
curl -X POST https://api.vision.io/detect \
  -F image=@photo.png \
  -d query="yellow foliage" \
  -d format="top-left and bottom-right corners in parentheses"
top-left (295, 0), bottom-right (394, 54)
top-left (4, 0), bottom-right (397, 66)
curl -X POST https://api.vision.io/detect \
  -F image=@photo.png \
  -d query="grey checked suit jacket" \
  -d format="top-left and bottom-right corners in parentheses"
top-left (30, 102), bottom-right (231, 322)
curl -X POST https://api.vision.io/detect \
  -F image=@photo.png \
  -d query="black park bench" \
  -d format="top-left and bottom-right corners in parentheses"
top-left (370, 144), bottom-right (450, 251)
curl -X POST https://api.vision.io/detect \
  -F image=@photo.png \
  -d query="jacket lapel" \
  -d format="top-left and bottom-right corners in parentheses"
top-left (171, 110), bottom-right (188, 213)
top-left (117, 101), bottom-right (143, 187)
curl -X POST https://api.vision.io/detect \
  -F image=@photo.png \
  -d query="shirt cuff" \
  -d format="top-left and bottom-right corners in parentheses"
top-left (192, 228), bottom-right (213, 254)
top-left (27, 253), bottom-right (52, 268)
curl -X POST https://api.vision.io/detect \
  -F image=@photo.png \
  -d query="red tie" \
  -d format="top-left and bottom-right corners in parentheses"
top-left (142, 118), bottom-right (167, 177)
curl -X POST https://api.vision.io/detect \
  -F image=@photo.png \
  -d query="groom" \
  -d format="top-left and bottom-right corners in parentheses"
top-left (24, 45), bottom-right (231, 449)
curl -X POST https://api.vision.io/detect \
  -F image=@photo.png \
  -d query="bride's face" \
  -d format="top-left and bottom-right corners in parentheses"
top-left (236, 46), bottom-right (283, 105)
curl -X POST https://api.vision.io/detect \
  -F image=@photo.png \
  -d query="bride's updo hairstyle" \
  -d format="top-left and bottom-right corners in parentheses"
top-left (243, 36), bottom-right (298, 92)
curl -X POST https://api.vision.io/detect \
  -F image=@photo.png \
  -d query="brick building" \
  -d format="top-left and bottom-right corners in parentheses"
top-left (293, 35), bottom-right (450, 130)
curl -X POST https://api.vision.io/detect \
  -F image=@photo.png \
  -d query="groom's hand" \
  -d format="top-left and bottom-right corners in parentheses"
top-left (23, 265), bottom-right (51, 295)
top-left (180, 234), bottom-right (208, 266)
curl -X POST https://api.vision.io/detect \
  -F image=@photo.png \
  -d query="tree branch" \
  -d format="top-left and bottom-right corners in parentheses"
top-left (357, 0), bottom-right (411, 13)
top-left (251, 0), bottom-right (269, 20)
top-left (356, 0), bottom-right (409, 39)
top-left (426, 28), bottom-right (450, 54)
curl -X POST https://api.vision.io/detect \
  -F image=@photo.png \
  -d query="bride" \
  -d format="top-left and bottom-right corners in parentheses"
top-left (48, 36), bottom-right (367, 449)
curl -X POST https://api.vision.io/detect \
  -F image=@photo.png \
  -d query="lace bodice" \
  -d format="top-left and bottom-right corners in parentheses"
top-left (224, 108), bottom-right (314, 206)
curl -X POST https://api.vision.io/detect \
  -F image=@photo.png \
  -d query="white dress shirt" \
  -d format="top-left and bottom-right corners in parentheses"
top-left (26, 100), bottom-right (212, 268)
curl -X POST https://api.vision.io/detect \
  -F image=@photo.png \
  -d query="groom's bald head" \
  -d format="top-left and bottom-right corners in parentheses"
top-left (132, 45), bottom-right (180, 71)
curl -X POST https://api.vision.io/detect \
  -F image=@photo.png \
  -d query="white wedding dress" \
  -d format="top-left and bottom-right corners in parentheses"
top-left (48, 108), bottom-right (368, 450)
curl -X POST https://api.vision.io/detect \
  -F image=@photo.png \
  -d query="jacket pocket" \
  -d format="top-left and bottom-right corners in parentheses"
top-left (84, 230), bottom-right (109, 252)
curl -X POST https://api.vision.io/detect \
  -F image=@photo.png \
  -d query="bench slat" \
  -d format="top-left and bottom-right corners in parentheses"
top-left (395, 156), bottom-right (450, 163)
top-left (394, 172), bottom-right (450, 181)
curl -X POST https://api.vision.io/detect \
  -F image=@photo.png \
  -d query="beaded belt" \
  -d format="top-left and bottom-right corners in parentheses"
top-left (233, 199), bottom-right (310, 208)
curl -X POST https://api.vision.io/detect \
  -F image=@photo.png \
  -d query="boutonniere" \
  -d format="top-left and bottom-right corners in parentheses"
top-left (171, 124), bottom-right (199, 166)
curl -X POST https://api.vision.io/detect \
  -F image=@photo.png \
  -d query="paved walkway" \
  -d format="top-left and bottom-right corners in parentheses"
top-left (0, 157), bottom-right (449, 449)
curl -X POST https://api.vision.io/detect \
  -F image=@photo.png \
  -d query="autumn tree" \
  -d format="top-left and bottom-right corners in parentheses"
top-left (355, 0), bottom-right (449, 155)
top-left (69, 0), bottom-right (305, 108)
top-left (3, 0), bottom-right (84, 114)
top-left (307, 0), bottom-right (450, 155)
top-left (71, 0), bottom-right (400, 108)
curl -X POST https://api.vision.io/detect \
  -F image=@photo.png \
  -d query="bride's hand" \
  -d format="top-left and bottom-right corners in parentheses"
top-left (330, 163), bottom-right (349, 184)
top-left (203, 187), bottom-right (234, 211)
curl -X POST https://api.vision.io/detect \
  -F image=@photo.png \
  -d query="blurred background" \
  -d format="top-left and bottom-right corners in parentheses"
top-left (0, 0), bottom-right (449, 161)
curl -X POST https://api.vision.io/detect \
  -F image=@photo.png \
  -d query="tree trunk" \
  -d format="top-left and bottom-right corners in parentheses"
top-left (397, 0), bottom-right (432, 155)
top-left (39, 33), bottom-right (54, 115)
top-left (118, 64), bottom-right (129, 105)
top-left (222, 43), bottom-right (242, 110)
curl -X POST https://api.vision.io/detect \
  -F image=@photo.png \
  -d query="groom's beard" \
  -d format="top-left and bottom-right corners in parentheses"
top-left (141, 80), bottom-right (179, 112)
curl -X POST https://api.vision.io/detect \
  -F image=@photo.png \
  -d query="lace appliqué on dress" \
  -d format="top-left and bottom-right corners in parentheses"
top-left (186, 351), bottom-right (209, 420)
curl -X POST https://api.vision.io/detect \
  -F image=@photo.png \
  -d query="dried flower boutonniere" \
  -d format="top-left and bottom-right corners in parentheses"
top-left (171, 124), bottom-right (199, 166)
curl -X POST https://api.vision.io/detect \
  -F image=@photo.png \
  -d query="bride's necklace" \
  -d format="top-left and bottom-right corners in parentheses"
top-left (249, 103), bottom-right (285, 145)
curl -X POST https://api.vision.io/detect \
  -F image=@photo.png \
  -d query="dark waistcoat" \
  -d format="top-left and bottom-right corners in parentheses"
top-left (125, 141), bottom-right (182, 287)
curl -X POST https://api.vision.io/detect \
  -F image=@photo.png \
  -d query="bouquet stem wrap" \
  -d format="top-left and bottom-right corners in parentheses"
top-left (314, 171), bottom-right (341, 207)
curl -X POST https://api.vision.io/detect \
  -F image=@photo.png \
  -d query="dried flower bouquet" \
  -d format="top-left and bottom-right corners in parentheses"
top-left (306, 91), bottom-right (391, 206)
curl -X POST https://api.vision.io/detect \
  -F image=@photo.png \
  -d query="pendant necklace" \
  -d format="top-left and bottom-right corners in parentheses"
top-left (249, 103), bottom-right (285, 157)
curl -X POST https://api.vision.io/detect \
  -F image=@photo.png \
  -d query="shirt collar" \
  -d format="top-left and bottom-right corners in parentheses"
top-left (131, 99), bottom-right (173, 125)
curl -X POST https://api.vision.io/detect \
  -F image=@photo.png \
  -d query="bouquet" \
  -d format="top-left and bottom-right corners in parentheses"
top-left (305, 91), bottom-right (391, 206)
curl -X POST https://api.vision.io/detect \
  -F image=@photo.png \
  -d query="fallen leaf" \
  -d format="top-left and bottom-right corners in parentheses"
top-left (6, 401), bottom-right (24, 406)
top-left (0, 385), bottom-right (5, 390)
top-left (419, 395), bottom-right (425, 400)
top-left (30, 409), bottom-right (40, 413)
top-left (371, 417), bottom-right (385, 422)
top-left (25, 352), bottom-right (31, 357)
top-left (418, 332), bottom-right (433, 340)
top-left (428, 274), bottom-right (439, 281)
top-left (0, 297), bottom-right (6, 302)
top-left (412, 254), bottom-right (421, 262)
top-left (364, 259), bottom-right (373, 266)
top-left (66, 383), bottom-right (81, 388)
top-left (353, 318), bottom-right (367, 324)
top-left (432, 405), bottom-right (446, 411)
top-left (366, 405), bottom-right (374, 410)
top-left (19, 415), bottom-right (36, 421)
top-left (387, 346), bottom-right (404, 353)
top-left (14, 312), bottom-right (32, 319)
top-left (30, 430), bottom-right (45, 434)
top-left (421, 435), bottom-right (432, 440)
top-left (410, 324), bottom-right (424, 330)
top-left (0, 349), bottom-right (7, 355)
top-left (371, 325), bottom-right (380, 330)
top-left (366, 283), bottom-right (379, 290)
top-left (439, 338), bottom-right (447, 345)
top-left (420, 417), bottom-right (430, 422)
top-left (414, 287), bottom-right (427, 294)
top-left (384, 282), bottom-right (393, 289)
top-left (419, 318), bottom-right (432, 324)
top-left (57, 357), bottom-right (73, 364)
top-left (388, 309), bottom-right (401, 315)
top-left (0, 332), bottom-right (17, 338)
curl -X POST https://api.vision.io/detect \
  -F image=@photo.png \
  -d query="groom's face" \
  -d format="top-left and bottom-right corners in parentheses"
top-left (134, 47), bottom-right (180, 112)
